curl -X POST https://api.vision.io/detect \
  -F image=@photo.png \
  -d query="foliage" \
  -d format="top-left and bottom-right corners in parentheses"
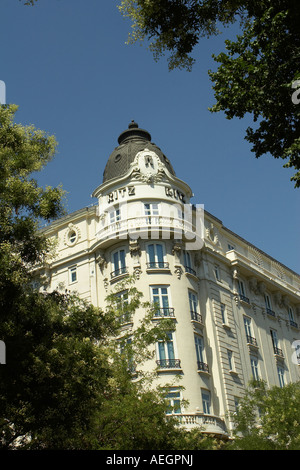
top-left (209, 3), bottom-right (300, 187)
top-left (228, 380), bottom-right (300, 450)
top-left (118, 0), bottom-right (300, 186)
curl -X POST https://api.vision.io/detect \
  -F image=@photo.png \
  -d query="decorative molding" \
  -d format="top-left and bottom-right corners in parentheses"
top-left (174, 265), bottom-right (183, 280)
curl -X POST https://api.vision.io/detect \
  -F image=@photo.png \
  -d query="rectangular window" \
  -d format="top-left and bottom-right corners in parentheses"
top-left (110, 207), bottom-right (121, 224)
top-left (151, 286), bottom-right (173, 316)
top-left (277, 366), bottom-right (285, 388)
top-left (227, 349), bottom-right (233, 371)
top-left (188, 291), bottom-right (201, 323)
top-left (244, 316), bottom-right (252, 340)
top-left (115, 290), bottom-right (130, 323)
top-left (238, 279), bottom-right (249, 303)
top-left (195, 335), bottom-right (208, 372)
top-left (112, 249), bottom-right (127, 277)
top-left (165, 388), bottom-right (181, 415)
top-left (221, 303), bottom-right (226, 324)
top-left (250, 356), bottom-right (259, 380)
top-left (214, 265), bottom-right (220, 281)
top-left (69, 265), bottom-right (77, 284)
top-left (270, 329), bottom-right (282, 356)
top-left (201, 390), bottom-right (211, 414)
top-left (183, 251), bottom-right (196, 275)
top-left (157, 332), bottom-right (180, 368)
top-left (144, 202), bottom-right (159, 224)
top-left (227, 243), bottom-right (235, 251)
top-left (147, 243), bottom-right (167, 268)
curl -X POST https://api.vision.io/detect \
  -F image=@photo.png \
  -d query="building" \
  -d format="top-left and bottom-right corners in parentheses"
top-left (42, 121), bottom-right (300, 437)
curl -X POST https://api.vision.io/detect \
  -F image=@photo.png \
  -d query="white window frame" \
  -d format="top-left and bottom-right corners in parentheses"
top-left (156, 331), bottom-right (179, 368)
top-left (221, 303), bottom-right (227, 324)
top-left (151, 285), bottom-right (172, 317)
top-left (165, 387), bottom-right (182, 415)
top-left (277, 366), bottom-right (285, 388)
top-left (111, 247), bottom-right (127, 277)
top-left (146, 243), bottom-right (167, 268)
top-left (69, 265), bottom-right (77, 284)
top-left (144, 202), bottom-right (159, 224)
top-left (201, 389), bottom-right (211, 415)
top-left (250, 356), bottom-right (259, 380)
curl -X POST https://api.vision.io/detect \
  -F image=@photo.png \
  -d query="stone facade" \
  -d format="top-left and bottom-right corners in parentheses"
top-left (42, 122), bottom-right (300, 437)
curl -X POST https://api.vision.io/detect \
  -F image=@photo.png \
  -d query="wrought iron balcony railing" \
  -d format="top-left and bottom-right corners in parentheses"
top-left (197, 361), bottom-right (209, 373)
top-left (273, 347), bottom-right (284, 357)
top-left (156, 359), bottom-right (181, 369)
top-left (190, 311), bottom-right (203, 324)
top-left (246, 335), bottom-right (258, 347)
top-left (153, 307), bottom-right (175, 318)
top-left (185, 266), bottom-right (197, 276)
top-left (239, 294), bottom-right (250, 304)
top-left (147, 262), bottom-right (169, 269)
top-left (110, 267), bottom-right (128, 279)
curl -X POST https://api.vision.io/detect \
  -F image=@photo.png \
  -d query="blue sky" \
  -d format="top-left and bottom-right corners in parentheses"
top-left (1, 0), bottom-right (299, 273)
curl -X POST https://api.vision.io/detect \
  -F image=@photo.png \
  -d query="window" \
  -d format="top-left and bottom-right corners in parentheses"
top-left (111, 249), bottom-right (127, 278)
top-left (288, 307), bottom-right (298, 328)
top-left (250, 356), bottom-right (259, 380)
top-left (238, 280), bottom-right (249, 303)
top-left (151, 286), bottom-right (173, 317)
top-left (265, 294), bottom-right (275, 316)
top-left (244, 316), bottom-right (256, 345)
top-left (214, 265), bottom-right (220, 281)
top-left (119, 336), bottom-right (135, 372)
top-left (221, 303), bottom-right (226, 324)
top-left (271, 329), bottom-right (283, 356)
top-left (183, 251), bottom-right (196, 275)
top-left (69, 230), bottom-right (77, 244)
top-left (201, 390), bottom-right (211, 414)
top-left (227, 243), bottom-right (235, 251)
top-left (115, 290), bottom-right (130, 323)
top-left (165, 388), bottom-right (182, 415)
top-left (110, 207), bottom-right (121, 225)
top-left (195, 335), bottom-right (208, 372)
top-left (147, 243), bottom-right (168, 269)
top-left (227, 349), bottom-right (234, 371)
top-left (144, 202), bottom-right (159, 224)
top-left (69, 265), bottom-right (77, 284)
top-left (157, 332), bottom-right (180, 368)
top-left (189, 291), bottom-right (202, 323)
top-left (277, 366), bottom-right (285, 388)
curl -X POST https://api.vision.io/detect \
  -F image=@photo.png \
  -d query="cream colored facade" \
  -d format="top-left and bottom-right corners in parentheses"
top-left (42, 122), bottom-right (300, 437)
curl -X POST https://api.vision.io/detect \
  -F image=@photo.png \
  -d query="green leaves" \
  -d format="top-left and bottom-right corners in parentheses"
top-left (209, 3), bottom-right (300, 186)
top-left (230, 380), bottom-right (300, 450)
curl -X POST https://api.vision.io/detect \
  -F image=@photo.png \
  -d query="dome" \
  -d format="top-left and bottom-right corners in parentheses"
top-left (102, 121), bottom-right (176, 183)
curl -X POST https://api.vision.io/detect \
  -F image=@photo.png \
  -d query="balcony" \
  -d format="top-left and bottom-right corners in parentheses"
top-left (197, 361), bottom-right (209, 373)
top-left (172, 414), bottom-right (227, 436)
top-left (246, 335), bottom-right (258, 349)
top-left (153, 307), bottom-right (175, 318)
top-left (110, 267), bottom-right (128, 279)
top-left (146, 261), bottom-right (170, 270)
top-left (185, 266), bottom-right (197, 276)
top-left (156, 359), bottom-right (181, 369)
top-left (239, 294), bottom-right (250, 304)
top-left (290, 320), bottom-right (298, 329)
top-left (266, 308), bottom-right (276, 317)
top-left (95, 214), bottom-right (199, 247)
top-left (190, 311), bottom-right (203, 325)
top-left (273, 347), bottom-right (284, 358)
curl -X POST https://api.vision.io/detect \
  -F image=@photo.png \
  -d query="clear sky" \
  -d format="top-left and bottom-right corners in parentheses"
top-left (1, 0), bottom-right (299, 274)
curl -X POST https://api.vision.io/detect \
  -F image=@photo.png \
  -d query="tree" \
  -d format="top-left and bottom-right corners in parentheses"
top-left (0, 104), bottom-right (116, 449)
top-left (0, 105), bottom-right (220, 450)
top-left (228, 380), bottom-right (300, 450)
top-left (118, 0), bottom-right (300, 186)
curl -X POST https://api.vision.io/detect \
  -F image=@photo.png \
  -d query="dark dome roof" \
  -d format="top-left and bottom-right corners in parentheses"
top-left (102, 121), bottom-right (176, 183)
